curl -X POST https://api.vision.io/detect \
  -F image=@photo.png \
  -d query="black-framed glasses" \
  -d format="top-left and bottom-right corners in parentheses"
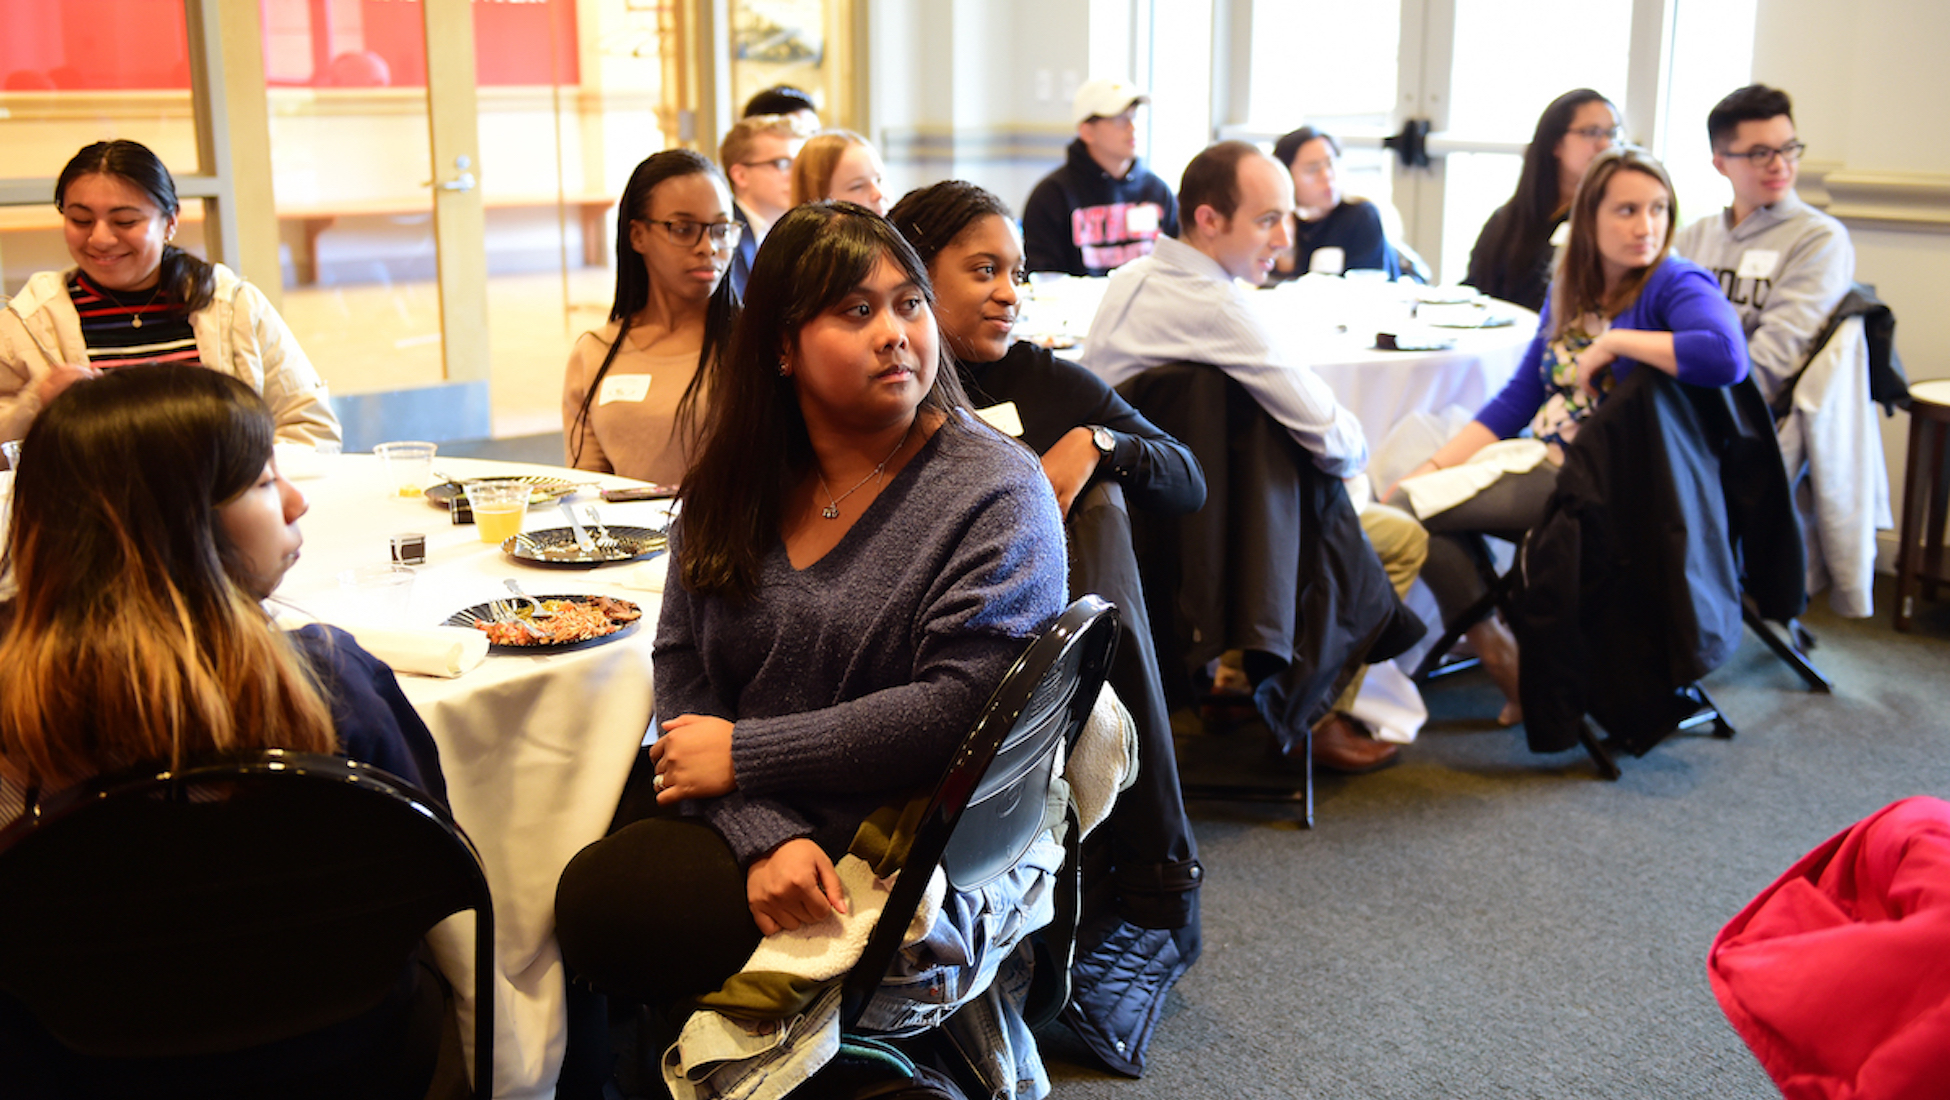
top-left (1722, 140), bottom-right (1806, 167)
top-left (644, 219), bottom-right (743, 248)
top-left (1568, 125), bottom-right (1623, 141)
top-left (738, 157), bottom-right (793, 173)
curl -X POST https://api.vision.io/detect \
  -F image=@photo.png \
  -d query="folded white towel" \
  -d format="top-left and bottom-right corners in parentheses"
top-left (1397, 438), bottom-right (1548, 519)
top-left (342, 625), bottom-right (489, 679)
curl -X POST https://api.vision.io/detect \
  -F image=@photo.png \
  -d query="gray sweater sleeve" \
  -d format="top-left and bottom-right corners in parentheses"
top-left (1743, 220), bottom-right (1854, 403)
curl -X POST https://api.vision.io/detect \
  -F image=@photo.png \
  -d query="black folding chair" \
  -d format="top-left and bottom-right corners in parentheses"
top-left (0, 750), bottom-right (495, 1099)
top-left (837, 595), bottom-right (1119, 1034)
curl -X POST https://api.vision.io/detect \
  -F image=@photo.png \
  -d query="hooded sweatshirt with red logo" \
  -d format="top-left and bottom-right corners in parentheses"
top-left (1022, 139), bottom-right (1178, 278)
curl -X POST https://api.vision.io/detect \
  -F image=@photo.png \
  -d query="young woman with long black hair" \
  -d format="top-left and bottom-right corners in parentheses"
top-left (562, 149), bottom-right (740, 483)
top-left (1462, 89), bottom-right (1621, 311)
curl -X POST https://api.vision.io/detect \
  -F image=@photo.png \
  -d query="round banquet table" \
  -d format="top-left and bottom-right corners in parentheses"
top-left (276, 452), bottom-right (672, 1100)
top-left (1017, 272), bottom-right (1539, 455)
top-left (1300, 313), bottom-right (1538, 456)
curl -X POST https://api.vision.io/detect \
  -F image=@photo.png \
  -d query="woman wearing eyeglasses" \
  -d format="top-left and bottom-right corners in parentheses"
top-left (562, 150), bottom-right (740, 484)
top-left (1268, 126), bottom-right (1403, 281)
top-left (1463, 89), bottom-right (1621, 312)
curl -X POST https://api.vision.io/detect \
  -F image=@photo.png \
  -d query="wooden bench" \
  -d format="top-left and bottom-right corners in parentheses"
top-left (0, 192), bottom-right (616, 284)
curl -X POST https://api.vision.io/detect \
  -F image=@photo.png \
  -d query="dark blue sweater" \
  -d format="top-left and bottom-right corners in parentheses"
top-left (654, 411), bottom-right (1068, 864)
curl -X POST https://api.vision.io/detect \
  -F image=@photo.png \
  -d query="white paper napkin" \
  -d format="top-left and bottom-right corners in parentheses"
top-left (343, 624), bottom-right (490, 679)
top-left (607, 551), bottom-right (671, 593)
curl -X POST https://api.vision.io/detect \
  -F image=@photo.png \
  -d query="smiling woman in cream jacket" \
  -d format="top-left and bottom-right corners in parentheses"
top-left (0, 139), bottom-right (340, 448)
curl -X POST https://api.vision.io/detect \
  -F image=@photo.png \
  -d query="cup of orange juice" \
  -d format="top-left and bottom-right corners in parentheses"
top-left (463, 480), bottom-right (529, 545)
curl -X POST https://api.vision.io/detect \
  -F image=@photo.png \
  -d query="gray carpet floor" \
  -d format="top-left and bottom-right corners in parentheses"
top-left (449, 433), bottom-right (1945, 1096)
top-left (1039, 577), bottom-right (1950, 1098)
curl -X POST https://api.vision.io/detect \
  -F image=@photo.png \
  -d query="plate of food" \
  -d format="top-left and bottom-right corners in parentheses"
top-left (443, 594), bottom-right (643, 652)
top-left (425, 475), bottom-right (584, 509)
top-left (503, 525), bottom-right (667, 566)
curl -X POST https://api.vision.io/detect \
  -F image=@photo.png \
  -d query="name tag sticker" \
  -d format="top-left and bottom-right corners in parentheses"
top-left (598, 374), bottom-right (650, 405)
top-left (1737, 249), bottom-right (1781, 280)
top-left (976, 401), bottom-right (1025, 437)
top-left (1125, 204), bottom-right (1160, 235)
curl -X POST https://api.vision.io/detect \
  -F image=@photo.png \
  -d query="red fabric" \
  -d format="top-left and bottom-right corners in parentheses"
top-left (1709, 796), bottom-right (1950, 1099)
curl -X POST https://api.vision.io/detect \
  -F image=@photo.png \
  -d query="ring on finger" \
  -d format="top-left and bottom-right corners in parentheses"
top-left (653, 772), bottom-right (667, 793)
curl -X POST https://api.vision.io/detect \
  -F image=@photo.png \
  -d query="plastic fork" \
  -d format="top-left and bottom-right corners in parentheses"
top-left (487, 596), bottom-right (546, 638)
top-left (584, 504), bottom-right (621, 550)
top-left (503, 578), bottom-right (549, 618)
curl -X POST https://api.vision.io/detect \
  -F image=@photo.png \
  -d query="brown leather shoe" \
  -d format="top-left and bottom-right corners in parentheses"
top-left (1306, 712), bottom-right (1401, 774)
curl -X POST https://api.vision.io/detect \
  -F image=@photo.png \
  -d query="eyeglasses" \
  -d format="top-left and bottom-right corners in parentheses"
top-left (643, 219), bottom-right (743, 248)
top-left (1568, 125), bottom-right (1623, 142)
top-left (1721, 140), bottom-right (1807, 167)
top-left (738, 157), bottom-right (793, 173)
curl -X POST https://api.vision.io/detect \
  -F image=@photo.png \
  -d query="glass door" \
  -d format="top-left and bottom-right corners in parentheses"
top-left (257, 0), bottom-right (485, 441)
top-left (257, 0), bottom-right (681, 446)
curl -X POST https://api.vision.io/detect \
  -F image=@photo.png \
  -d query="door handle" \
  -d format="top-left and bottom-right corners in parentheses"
top-left (423, 154), bottom-right (477, 192)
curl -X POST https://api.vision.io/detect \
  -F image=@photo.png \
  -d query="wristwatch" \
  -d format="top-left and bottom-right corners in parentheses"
top-left (1089, 425), bottom-right (1116, 467)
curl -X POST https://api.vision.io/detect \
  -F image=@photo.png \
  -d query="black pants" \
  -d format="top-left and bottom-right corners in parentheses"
top-left (554, 776), bottom-right (763, 1009)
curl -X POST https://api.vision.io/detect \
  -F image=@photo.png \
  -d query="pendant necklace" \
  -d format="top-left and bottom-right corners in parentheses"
top-left (97, 276), bottom-right (167, 329)
top-left (816, 422), bottom-right (913, 520)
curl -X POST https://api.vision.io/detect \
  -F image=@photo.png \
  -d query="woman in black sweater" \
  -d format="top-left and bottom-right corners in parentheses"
top-left (889, 179), bottom-right (1206, 1076)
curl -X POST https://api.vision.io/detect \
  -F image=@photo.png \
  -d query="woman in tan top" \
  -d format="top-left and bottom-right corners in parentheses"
top-left (562, 150), bottom-right (740, 484)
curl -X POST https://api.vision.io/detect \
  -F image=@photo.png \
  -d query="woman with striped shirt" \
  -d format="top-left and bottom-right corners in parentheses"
top-left (0, 140), bottom-right (340, 448)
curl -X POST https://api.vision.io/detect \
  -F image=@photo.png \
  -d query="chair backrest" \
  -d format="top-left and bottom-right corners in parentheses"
top-left (0, 749), bottom-right (495, 1097)
top-left (840, 596), bottom-right (1119, 1026)
top-left (1781, 281), bottom-right (1907, 416)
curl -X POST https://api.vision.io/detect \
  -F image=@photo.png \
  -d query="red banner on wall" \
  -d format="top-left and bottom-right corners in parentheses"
top-left (0, 0), bottom-right (577, 92)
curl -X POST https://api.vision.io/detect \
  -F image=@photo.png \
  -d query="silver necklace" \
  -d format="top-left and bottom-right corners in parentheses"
top-left (816, 423), bottom-right (913, 520)
top-left (114, 281), bottom-right (167, 329)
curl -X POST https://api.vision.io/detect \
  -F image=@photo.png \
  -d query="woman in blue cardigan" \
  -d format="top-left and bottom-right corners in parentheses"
top-left (1386, 147), bottom-right (1746, 723)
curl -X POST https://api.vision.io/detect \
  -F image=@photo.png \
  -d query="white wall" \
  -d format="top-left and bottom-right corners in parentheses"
top-left (1752, 0), bottom-right (1950, 573)
top-left (867, 0), bottom-right (1115, 217)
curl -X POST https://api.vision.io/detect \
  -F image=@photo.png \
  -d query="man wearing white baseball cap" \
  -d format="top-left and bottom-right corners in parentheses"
top-left (1022, 78), bottom-right (1179, 277)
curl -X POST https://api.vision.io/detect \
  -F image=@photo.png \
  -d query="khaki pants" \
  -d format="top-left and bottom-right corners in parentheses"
top-left (1329, 503), bottom-right (1426, 713)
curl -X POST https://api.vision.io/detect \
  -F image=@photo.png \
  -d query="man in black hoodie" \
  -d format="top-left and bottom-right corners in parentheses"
top-left (1023, 79), bottom-right (1179, 277)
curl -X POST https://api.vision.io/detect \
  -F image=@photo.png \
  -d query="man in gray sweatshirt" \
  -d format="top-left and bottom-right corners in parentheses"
top-left (1673, 84), bottom-right (1854, 405)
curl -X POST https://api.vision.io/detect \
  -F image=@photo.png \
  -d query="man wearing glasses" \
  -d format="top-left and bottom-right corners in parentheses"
top-left (1674, 84), bottom-right (1853, 402)
top-left (718, 115), bottom-right (806, 298)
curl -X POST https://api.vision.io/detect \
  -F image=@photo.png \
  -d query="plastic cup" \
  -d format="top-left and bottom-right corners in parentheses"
top-left (336, 564), bottom-right (417, 626)
top-left (463, 480), bottom-right (529, 545)
top-left (374, 441), bottom-right (437, 497)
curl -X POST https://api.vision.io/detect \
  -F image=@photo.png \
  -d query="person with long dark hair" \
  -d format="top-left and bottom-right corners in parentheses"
top-left (0, 363), bottom-right (445, 1096)
top-left (1462, 89), bottom-right (1620, 311)
top-left (0, 140), bottom-right (341, 448)
top-left (888, 178), bottom-right (1205, 1074)
top-left (553, 201), bottom-right (1065, 1084)
top-left (1389, 148), bottom-right (1746, 723)
top-left (562, 149), bottom-right (740, 482)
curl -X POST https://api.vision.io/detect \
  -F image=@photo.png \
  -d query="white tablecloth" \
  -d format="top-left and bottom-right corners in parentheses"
top-left (277, 454), bottom-right (671, 1100)
top-left (1016, 274), bottom-right (1538, 454)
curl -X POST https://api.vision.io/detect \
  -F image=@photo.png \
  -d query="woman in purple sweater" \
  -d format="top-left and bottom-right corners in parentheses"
top-left (1387, 147), bottom-right (1745, 723)
top-left (553, 202), bottom-right (1066, 1066)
